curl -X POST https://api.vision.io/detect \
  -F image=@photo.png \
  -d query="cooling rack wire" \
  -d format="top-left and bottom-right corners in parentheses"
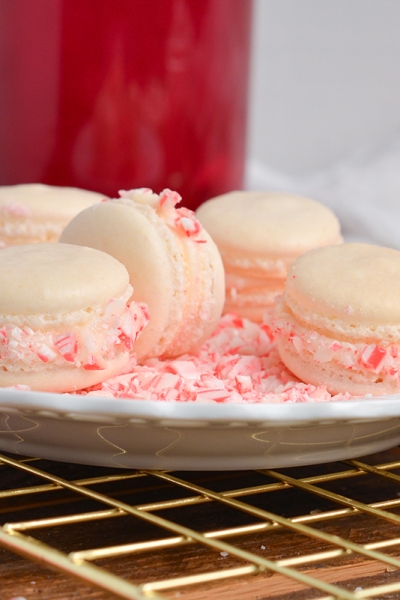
top-left (2, 449), bottom-right (400, 599)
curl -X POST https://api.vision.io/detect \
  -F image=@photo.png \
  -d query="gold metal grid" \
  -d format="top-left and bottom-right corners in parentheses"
top-left (1, 449), bottom-right (400, 599)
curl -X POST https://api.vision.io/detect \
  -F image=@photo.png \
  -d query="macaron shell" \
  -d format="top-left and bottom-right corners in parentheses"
top-left (0, 352), bottom-right (129, 393)
top-left (0, 243), bottom-right (130, 316)
top-left (224, 273), bottom-right (285, 322)
top-left (0, 183), bottom-right (104, 219)
top-left (196, 191), bottom-right (343, 257)
top-left (60, 201), bottom-right (181, 360)
top-left (286, 243), bottom-right (400, 330)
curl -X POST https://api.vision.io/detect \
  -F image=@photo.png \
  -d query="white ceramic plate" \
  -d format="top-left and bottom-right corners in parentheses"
top-left (1, 389), bottom-right (400, 470)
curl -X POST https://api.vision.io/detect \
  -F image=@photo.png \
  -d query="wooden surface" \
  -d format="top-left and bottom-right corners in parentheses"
top-left (1, 448), bottom-right (400, 599)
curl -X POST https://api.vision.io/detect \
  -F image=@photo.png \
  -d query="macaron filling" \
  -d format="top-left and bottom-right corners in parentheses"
top-left (225, 273), bottom-right (285, 306)
top-left (0, 202), bottom-right (37, 245)
top-left (272, 299), bottom-right (400, 383)
top-left (0, 222), bottom-right (63, 246)
top-left (0, 293), bottom-right (149, 373)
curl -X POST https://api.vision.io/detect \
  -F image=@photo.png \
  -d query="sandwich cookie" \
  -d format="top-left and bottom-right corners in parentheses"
top-left (0, 243), bottom-right (149, 392)
top-left (272, 243), bottom-right (400, 396)
top-left (196, 191), bottom-right (343, 321)
top-left (60, 188), bottom-right (225, 361)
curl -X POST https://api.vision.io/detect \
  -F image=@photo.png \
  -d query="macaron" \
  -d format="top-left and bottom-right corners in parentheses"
top-left (195, 191), bottom-right (343, 322)
top-left (0, 183), bottom-right (105, 246)
top-left (272, 243), bottom-right (400, 396)
top-left (60, 188), bottom-right (225, 361)
top-left (0, 243), bottom-right (149, 392)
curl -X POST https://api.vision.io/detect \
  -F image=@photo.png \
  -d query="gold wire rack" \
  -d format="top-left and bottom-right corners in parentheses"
top-left (1, 448), bottom-right (400, 599)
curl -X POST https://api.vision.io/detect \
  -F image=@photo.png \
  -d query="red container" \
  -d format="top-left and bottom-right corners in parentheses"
top-left (0, 0), bottom-right (252, 210)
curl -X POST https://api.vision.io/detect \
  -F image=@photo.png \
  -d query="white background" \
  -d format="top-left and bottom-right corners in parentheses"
top-left (247, 0), bottom-right (400, 176)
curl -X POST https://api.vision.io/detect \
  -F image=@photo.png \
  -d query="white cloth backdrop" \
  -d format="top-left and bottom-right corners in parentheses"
top-left (245, 132), bottom-right (400, 249)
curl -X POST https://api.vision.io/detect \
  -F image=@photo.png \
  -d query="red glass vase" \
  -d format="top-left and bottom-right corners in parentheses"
top-left (0, 0), bottom-right (252, 210)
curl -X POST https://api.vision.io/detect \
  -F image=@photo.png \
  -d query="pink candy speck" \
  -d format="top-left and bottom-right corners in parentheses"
top-left (37, 343), bottom-right (57, 363)
top-left (360, 344), bottom-right (387, 372)
top-left (159, 188), bottom-right (182, 209)
top-left (83, 355), bottom-right (107, 371)
top-left (330, 341), bottom-right (342, 352)
top-left (0, 202), bottom-right (31, 217)
top-left (54, 333), bottom-right (78, 363)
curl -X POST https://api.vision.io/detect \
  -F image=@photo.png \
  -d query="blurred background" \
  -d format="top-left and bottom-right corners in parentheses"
top-left (246, 0), bottom-right (400, 248)
top-left (247, 0), bottom-right (400, 176)
top-left (2, 0), bottom-right (400, 246)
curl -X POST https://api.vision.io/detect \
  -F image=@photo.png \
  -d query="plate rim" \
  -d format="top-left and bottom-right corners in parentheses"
top-left (1, 388), bottom-right (400, 425)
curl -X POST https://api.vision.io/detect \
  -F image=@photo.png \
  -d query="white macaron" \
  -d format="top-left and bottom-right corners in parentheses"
top-left (60, 188), bottom-right (225, 361)
top-left (0, 243), bottom-right (149, 392)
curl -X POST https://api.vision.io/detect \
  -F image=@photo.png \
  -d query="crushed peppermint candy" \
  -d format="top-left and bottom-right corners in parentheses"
top-left (0, 202), bottom-right (31, 218)
top-left (0, 300), bottom-right (149, 370)
top-left (77, 313), bottom-right (352, 404)
top-left (271, 299), bottom-right (400, 381)
top-left (116, 188), bottom-right (207, 243)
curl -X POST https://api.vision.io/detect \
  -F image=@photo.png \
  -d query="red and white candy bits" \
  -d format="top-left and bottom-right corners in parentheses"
top-left (81, 313), bottom-right (351, 404)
